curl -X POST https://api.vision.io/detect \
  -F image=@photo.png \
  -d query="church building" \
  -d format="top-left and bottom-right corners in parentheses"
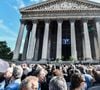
top-left (13, 0), bottom-right (100, 62)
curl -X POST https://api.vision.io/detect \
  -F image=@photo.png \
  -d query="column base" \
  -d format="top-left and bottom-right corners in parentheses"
top-left (84, 58), bottom-right (93, 61)
top-left (41, 58), bottom-right (47, 61)
top-left (12, 59), bottom-right (18, 62)
top-left (70, 56), bottom-right (77, 61)
top-left (39, 58), bottom-right (49, 64)
top-left (25, 58), bottom-right (33, 61)
top-left (26, 58), bottom-right (33, 61)
top-left (21, 57), bottom-right (26, 61)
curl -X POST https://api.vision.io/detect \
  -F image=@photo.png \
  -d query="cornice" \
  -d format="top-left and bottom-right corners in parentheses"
top-left (21, 16), bottom-right (100, 21)
top-left (21, 10), bottom-right (100, 20)
top-left (21, 9), bottom-right (100, 14)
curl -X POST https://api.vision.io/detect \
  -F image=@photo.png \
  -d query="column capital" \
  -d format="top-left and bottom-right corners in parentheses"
top-left (32, 20), bottom-right (38, 23)
top-left (69, 19), bottom-right (76, 22)
top-left (44, 19), bottom-right (50, 23)
top-left (57, 19), bottom-right (63, 23)
top-left (82, 18), bottom-right (89, 22)
top-left (95, 18), bottom-right (100, 22)
top-left (20, 19), bottom-right (26, 24)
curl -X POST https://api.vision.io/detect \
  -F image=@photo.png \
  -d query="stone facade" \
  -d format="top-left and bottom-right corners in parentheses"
top-left (13, 0), bottom-right (100, 62)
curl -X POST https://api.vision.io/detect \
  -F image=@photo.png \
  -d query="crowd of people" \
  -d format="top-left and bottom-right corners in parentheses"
top-left (0, 63), bottom-right (100, 90)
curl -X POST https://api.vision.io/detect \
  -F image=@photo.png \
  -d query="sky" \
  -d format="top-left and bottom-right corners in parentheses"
top-left (0, 0), bottom-right (100, 52)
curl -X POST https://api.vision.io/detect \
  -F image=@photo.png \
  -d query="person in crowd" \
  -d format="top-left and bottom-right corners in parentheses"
top-left (28, 64), bottom-right (48, 90)
top-left (88, 68), bottom-right (100, 90)
top-left (20, 76), bottom-right (39, 90)
top-left (49, 76), bottom-right (67, 90)
top-left (66, 65), bottom-right (76, 82)
top-left (4, 67), bottom-right (13, 88)
top-left (92, 69), bottom-right (100, 85)
top-left (29, 64), bottom-right (47, 82)
top-left (5, 66), bottom-right (23, 90)
top-left (70, 73), bottom-right (86, 90)
top-left (66, 68), bottom-right (81, 89)
top-left (52, 69), bottom-right (63, 77)
top-left (77, 65), bottom-right (94, 89)
top-left (9, 63), bottom-right (16, 68)
top-left (1, 62), bottom-right (100, 90)
top-left (21, 63), bottom-right (31, 80)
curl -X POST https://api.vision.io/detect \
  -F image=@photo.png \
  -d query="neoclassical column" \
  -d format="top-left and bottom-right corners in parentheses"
top-left (26, 20), bottom-right (38, 60)
top-left (95, 19), bottom-right (100, 58)
top-left (41, 20), bottom-right (50, 60)
top-left (13, 20), bottom-right (25, 60)
top-left (94, 35), bottom-right (99, 59)
top-left (56, 20), bottom-right (63, 59)
top-left (34, 29), bottom-right (40, 61)
top-left (47, 38), bottom-right (51, 60)
top-left (70, 19), bottom-right (77, 60)
top-left (82, 19), bottom-right (92, 60)
top-left (22, 29), bottom-right (30, 60)
top-left (47, 23), bottom-right (52, 60)
top-left (82, 37), bottom-right (86, 60)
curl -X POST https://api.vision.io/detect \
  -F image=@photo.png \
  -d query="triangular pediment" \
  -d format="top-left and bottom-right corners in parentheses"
top-left (20, 0), bottom-right (100, 12)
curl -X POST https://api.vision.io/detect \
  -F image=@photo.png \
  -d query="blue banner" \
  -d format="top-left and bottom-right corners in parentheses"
top-left (62, 38), bottom-right (71, 45)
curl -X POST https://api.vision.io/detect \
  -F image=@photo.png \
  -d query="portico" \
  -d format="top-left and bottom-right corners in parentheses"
top-left (13, 0), bottom-right (100, 61)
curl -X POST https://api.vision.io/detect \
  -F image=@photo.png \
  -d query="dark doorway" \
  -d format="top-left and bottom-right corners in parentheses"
top-left (62, 21), bottom-right (71, 60)
top-left (62, 43), bottom-right (71, 60)
top-left (50, 21), bottom-right (57, 61)
top-left (75, 20), bottom-right (83, 60)
top-left (37, 21), bottom-right (45, 61)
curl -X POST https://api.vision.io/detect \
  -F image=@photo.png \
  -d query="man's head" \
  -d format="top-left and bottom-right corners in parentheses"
top-left (52, 69), bottom-right (63, 76)
top-left (20, 76), bottom-right (39, 90)
top-left (70, 73), bottom-right (85, 90)
top-left (13, 66), bottom-right (23, 79)
top-left (49, 76), bottom-right (67, 90)
top-left (32, 65), bottom-right (47, 82)
top-left (4, 67), bottom-right (13, 79)
top-left (37, 68), bottom-right (47, 82)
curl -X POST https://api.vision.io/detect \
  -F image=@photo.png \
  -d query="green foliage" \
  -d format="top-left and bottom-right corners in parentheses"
top-left (61, 56), bottom-right (64, 60)
top-left (69, 56), bottom-right (77, 62)
top-left (69, 56), bottom-right (74, 61)
top-left (0, 41), bottom-right (13, 60)
top-left (55, 58), bottom-right (62, 63)
top-left (88, 25), bottom-right (95, 32)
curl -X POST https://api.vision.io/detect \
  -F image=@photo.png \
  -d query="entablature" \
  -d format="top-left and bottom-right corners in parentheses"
top-left (21, 10), bottom-right (100, 20)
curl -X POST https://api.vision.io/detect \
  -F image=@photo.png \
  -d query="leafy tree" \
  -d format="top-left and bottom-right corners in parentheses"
top-left (0, 41), bottom-right (13, 60)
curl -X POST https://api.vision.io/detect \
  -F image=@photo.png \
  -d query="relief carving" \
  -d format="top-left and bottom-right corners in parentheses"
top-left (40, 2), bottom-right (92, 10)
